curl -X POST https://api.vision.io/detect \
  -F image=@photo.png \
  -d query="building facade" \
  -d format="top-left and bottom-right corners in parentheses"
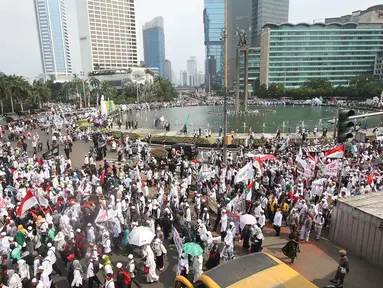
top-left (251, 0), bottom-right (289, 46)
top-left (374, 50), bottom-right (383, 79)
top-left (143, 17), bottom-right (166, 77)
top-left (204, 0), bottom-right (224, 86)
top-left (180, 70), bottom-right (188, 86)
top-left (34, 0), bottom-right (72, 81)
top-left (239, 47), bottom-right (260, 93)
top-left (187, 56), bottom-right (198, 87)
top-left (76, 0), bottom-right (138, 76)
top-left (227, 0), bottom-right (252, 86)
top-left (198, 71), bottom-right (205, 85)
top-left (260, 22), bottom-right (383, 88)
top-left (164, 59), bottom-right (172, 82)
top-left (325, 5), bottom-right (383, 24)
top-left (89, 68), bottom-right (153, 93)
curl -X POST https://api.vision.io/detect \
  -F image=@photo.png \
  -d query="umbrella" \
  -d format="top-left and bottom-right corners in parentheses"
top-left (128, 226), bottom-right (155, 247)
top-left (182, 242), bottom-right (203, 257)
top-left (240, 214), bottom-right (257, 228)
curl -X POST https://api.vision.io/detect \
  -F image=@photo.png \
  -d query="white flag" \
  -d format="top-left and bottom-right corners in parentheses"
top-left (323, 161), bottom-right (339, 177)
top-left (235, 162), bottom-right (254, 183)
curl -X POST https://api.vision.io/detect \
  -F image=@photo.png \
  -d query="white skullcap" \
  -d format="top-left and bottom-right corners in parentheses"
top-left (116, 262), bottom-right (123, 268)
top-left (47, 243), bottom-right (52, 248)
top-left (128, 254), bottom-right (133, 260)
top-left (76, 229), bottom-right (81, 233)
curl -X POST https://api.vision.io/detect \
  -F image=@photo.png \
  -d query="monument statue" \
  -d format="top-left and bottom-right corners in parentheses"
top-left (237, 28), bottom-right (248, 48)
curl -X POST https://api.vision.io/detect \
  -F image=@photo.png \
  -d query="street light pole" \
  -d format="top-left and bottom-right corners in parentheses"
top-left (222, 0), bottom-right (228, 164)
top-left (80, 71), bottom-right (86, 108)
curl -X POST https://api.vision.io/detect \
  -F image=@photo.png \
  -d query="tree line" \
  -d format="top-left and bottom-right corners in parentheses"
top-left (252, 74), bottom-right (383, 100)
top-left (0, 71), bottom-right (178, 114)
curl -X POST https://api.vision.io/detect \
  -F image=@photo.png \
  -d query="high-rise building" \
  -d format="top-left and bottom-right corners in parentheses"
top-left (34, 0), bottom-right (72, 81)
top-left (325, 5), bottom-right (383, 24)
top-left (227, 0), bottom-right (252, 86)
top-left (260, 23), bottom-right (383, 88)
top-left (198, 71), bottom-right (205, 86)
top-left (76, 0), bottom-right (138, 75)
top-left (187, 56), bottom-right (198, 87)
top-left (143, 16), bottom-right (166, 77)
top-left (251, 0), bottom-right (289, 46)
top-left (180, 70), bottom-right (188, 86)
top-left (164, 59), bottom-right (172, 82)
top-left (204, 0), bottom-right (224, 86)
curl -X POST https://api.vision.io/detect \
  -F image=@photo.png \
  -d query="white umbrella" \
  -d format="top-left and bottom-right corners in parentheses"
top-left (239, 214), bottom-right (257, 229)
top-left (128, 226), bottom-right (155, 247)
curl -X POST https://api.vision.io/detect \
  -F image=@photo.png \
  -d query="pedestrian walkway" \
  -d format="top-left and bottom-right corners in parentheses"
top-left (254, 225), bottom-right (383, 288)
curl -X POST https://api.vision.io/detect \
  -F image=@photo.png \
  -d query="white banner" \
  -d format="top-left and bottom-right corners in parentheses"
top-left (234, 162), bottom-right (254, 183)
top-left (172, 226), bottom-right (183, 256)
top-left (323, 161), bottom-right (339, 177)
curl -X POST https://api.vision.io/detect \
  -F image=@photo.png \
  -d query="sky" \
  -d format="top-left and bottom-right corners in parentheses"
top-left (0, 0), bottom-right (382, 83)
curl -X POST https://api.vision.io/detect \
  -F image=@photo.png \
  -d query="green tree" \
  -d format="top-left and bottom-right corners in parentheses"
top-left (8, 75), bottom-right (31, 112)
top-left (0, 73), bottom-right (10, 114)
top-left (302, 78), bottom-right (332, 90)
top-left (100, 80), bottom-right (117, 100)
top-left (32, 80), bottom-right (51, 108)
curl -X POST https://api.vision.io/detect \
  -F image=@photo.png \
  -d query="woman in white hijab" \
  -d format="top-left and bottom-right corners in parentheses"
top-left (17, 259), bottom-right (30, 283)
top-left (53, 231), bottom-right (66, 252)
top-left (145, 247), bottom-right (159, 283)
top-left (71, 260), bottom-right (83, 287)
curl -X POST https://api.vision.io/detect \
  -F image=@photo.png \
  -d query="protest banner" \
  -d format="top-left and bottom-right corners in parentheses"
top-left (172, 226), bottom-right (183, 256)
top-left (226, 211), bottom-right (240, 234)
top-left (323, 161), bottom-right (339, 177)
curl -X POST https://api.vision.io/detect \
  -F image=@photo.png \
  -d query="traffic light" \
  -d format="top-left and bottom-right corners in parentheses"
top-left (337, 109), bottom-right (355, 143)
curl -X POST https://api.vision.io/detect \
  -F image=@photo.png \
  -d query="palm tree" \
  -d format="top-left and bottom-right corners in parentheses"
top-left (0, 73), bottom-right (10, 115)
top-left (8, 75), bottom-right (31, 112)
top-left (32, 80), bottom-right (51, 108)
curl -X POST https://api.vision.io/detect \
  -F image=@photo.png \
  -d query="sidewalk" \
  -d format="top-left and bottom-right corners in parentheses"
top-left (246, 224), bottom-right (383, 288)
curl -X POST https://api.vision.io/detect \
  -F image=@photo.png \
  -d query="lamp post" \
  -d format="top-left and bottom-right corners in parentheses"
top-left (220, 0), bottom-right (229, 164)
top-left (80, 71), bottom-right (86, 107)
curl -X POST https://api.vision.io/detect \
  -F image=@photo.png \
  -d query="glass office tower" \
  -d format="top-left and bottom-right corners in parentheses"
top-left (260, 23), bottom-right (383, 88)
top-left (34, 0), bottom-right (72, 81)
top-left (143, 17), bottom-right (165, 77)
top-left (204, 0), bottom-right (224, 86)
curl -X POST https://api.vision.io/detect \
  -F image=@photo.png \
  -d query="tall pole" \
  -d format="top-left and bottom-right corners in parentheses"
top-left (235, 48), bottom-right (240, 112)
top-left (223, 0), bottom-right (228, 164)
top-left (244, 49), bottom-right (249, 112)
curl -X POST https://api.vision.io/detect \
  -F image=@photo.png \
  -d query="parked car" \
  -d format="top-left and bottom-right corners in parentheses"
top-left (169, 143), bottom-right (198, 160)
top-left (131, 142), bottom-right (149, 154)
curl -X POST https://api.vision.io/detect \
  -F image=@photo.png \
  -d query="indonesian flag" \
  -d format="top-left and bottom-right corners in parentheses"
top-left (16, 190), bottom-right (38, 217)
top-left (307, 153), bottom-right (318, 164)
top-left (367, 173), bottom-right (374, 185)
top-left (325, 144), bottom-right (345, 159)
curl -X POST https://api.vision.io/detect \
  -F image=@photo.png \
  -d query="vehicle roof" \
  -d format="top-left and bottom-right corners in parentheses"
top-left (203, 253), bottom-right (277, 287)
top-left (203, 253), bottom-right (317, 288)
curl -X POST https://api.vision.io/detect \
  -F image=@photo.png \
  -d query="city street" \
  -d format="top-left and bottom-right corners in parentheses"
top-left (18, 129), bottom-right (383, 288)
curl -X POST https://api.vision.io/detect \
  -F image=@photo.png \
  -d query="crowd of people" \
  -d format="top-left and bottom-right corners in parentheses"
top-left (0, 105), bottom-right (378, 288)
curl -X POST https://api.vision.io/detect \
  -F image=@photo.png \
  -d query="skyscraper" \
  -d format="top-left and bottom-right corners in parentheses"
top-left (187, 56), bottom-right (198, 87)
top-left (76, 0), bottom-right (138, 75)
top-left (143, 17), bottom-right (166, 77)
top-left (227, 0), bottom-right (252, 86)
top-left (34, 0), bottom-right (72, 81)
top-left (251, 0), bottom-right (289, 46)
top-left (180, 70), bottom-right (188, 86)
top-left (164, 59), bottom-right (172, 82)
top-left (204, 0), bottom-right (224, 86)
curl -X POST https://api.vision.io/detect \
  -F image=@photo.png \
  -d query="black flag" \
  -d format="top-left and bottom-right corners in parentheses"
top-left (42, 146), bottom-right (59, 160)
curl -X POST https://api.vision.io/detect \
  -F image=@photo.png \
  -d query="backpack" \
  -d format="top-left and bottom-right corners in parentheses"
top-left (118, 270), bottom-right (131, 285)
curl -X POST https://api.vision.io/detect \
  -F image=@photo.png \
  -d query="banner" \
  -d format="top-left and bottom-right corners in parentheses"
top-left (234, 162), bottom-right (254, 183)
top-left (323, 161), bottom-right (339, 177)
top-left (172, 226), bottom-right (183, 256)
top-left (207, 196), bottom-right (218, 214)
top-left (226, 211), bottom-right (240, 235)
top-left (303, 159), bottom-right (316, 178)
top-left (42, 146), bottom-right (59, 160)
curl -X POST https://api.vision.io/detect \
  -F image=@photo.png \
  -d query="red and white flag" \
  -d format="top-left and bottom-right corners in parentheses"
top-left (16, 190), bottom-right (38, 217)
top-left (367, 173), bottom-right (374, 185)
top-left (325, 144), bottom-right (345, 159)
